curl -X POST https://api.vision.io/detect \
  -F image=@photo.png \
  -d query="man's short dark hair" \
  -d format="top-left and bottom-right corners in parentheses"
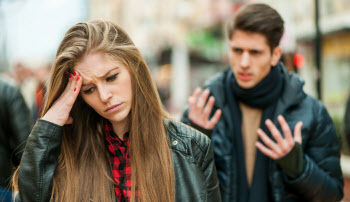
top-left (227, 3), bottom-right (284, 51)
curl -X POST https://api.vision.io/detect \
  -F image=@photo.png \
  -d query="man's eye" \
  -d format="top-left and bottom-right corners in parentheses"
top-left (83, 87), bottom-right (94, 94)
top-left (250, 50), bottom-right (261, 55)
top-left (233, 48), bottom-right (243, 54)
top-left (106, 73), bottom-right (118, 82)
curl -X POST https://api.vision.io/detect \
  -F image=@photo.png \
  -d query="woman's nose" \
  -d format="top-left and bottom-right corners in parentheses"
top-left (99, 87), bottom-right (112, 103)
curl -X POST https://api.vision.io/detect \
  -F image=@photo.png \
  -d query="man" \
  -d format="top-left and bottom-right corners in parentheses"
top-left (181, 3), bottom-right (343, 202)
top-left (0, 75), bottom-right (31, 201)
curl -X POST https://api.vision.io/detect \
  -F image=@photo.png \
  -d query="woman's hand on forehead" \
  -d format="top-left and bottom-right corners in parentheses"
top-left (42, 71), bottom-right (83, 126)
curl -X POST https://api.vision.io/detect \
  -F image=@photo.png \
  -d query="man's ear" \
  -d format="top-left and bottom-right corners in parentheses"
top-left (271, 46), bottom-right (282, 66)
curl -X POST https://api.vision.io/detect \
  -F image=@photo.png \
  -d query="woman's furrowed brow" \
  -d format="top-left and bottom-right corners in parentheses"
top-left (81, 67), bottom-right (119, 86)
top-left (98, 67), bottom-right (119, 78)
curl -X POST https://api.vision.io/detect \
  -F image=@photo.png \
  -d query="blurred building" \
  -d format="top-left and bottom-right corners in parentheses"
top-left (262, 0), bottom-right (350, 118)
top-left (88, 0), bottom-right (350, 120)
top-left (88, 0), bottom-right (234, 118)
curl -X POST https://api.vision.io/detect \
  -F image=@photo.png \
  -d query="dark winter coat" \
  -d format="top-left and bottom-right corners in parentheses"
top-left (0, 77), bottom-right (31, 188)
top-left (182, 65), bottom-right (343, 202)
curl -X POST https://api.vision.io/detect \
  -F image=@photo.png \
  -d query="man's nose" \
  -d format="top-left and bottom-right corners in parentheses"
top-left (240, 52), bottom-right (250, 68)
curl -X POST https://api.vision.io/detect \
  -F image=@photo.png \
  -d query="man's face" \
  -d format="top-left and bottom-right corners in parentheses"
top-left (228, 30), bottom-right (281, 89)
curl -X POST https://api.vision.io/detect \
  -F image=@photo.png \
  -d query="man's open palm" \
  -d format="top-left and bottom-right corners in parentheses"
top-left (188, 88), bottom-right (222, 130)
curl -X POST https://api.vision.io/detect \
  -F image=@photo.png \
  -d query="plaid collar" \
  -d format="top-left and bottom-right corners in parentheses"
top-left (103, 119), bottom-right (131, 201)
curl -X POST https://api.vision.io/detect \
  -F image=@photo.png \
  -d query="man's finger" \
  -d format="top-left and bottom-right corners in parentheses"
top-left (188, 96), bottom-right (196, 109)
top-left (208, 109), bottom-right (222, 129)
top-left (192, 87), bottom-right (202, 98)
top-left (278, 115), bottom-right (293, 143)
top-left (257, 128), bottom-right (282, 155)
top-left (192, 88), bottom-right (202, 103)
top-left (189, 88), bottom-right (202, 110)
top-left (294, 121), bottom-right (303, 144)
top-left (256, 142), bottom-right (279, 160)
top-left (265, 119), bottom-right (284, 144)
top-left (197, 89), bottom-right (210, 109)
top-left (203, 96), bottom-right (215, 120)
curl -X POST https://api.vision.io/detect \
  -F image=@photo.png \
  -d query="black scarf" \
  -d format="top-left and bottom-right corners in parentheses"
top-left (224, 64), bottom-right (284, 202)
top-left (231, 64), bottom-right (283, 109)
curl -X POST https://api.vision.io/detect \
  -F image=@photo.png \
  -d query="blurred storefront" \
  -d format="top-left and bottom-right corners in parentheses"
top-left (88, 0), bottom-right (350, 135)
top-left (292, 0), bottom-right (350, 116)
top-left (88, 0), bottom-right (235, 118)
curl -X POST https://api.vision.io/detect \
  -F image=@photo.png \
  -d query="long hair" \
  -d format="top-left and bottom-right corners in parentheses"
top-left (13, 20), bottom-right (175, 202)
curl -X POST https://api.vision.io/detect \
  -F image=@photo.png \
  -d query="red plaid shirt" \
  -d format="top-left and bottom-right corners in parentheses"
top-left (104, 121), bottom-right (131, 202)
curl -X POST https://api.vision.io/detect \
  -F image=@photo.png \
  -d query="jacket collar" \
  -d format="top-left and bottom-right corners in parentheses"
top-left (163, 118), bottom-right (189, 155)
top-left (207, 63), bottom-right (306, 113)
top-left (274, 62), bottom-right (307, 115)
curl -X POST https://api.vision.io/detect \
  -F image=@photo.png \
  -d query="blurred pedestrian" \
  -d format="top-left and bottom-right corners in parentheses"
top-left (12, 20), bottom-right (220, 202)
top-left (31, 65), bottom-right (51, 122)
top-left (0, 76), bottom-right (31, 202)
top-left (345, 94), bottom-right (350, 148)
top-left (12, 63), bottom-right (32, 86)
top-left (181, 3), bottom-right (343, 202)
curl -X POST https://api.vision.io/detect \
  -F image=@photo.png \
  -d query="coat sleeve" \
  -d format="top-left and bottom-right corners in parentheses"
top-left (7, 85), bottom-right (32, 166)
top-left (15, 119), bottom-right (63, 202)
top-left (198, 136), bottom-right (222, 202)
top-left (180, 108), bottom-right (191, 125)
top-left (284, 102), bottom-right (344, 202)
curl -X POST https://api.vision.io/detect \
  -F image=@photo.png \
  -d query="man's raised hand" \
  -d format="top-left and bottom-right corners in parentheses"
top-left (188, 88), bottom-right (222, 130)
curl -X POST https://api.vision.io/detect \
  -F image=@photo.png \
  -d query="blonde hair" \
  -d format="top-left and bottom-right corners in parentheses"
top-left (13, 20), bottom-right (175, 202)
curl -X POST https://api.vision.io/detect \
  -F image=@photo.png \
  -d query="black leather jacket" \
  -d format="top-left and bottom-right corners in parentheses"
top-left (182, 64), bottom-right (343, 202)
top-left (0, 76), bottom-right (31, 188)
top-left (15, 118), bottom-right (221, 201)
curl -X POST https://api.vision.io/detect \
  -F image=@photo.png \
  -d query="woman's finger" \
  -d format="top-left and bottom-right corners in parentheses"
top-left (65, 117), bottom-right (73, 125)
top-left (42, 72), bottom-right (82, 126)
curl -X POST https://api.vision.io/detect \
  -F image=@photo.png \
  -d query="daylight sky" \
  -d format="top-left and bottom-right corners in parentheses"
top-left (3, 0), bottom-right (87, 67)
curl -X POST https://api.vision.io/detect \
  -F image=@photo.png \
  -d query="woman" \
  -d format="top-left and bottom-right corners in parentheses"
top-left (12, 20), bottom-right (220, 202)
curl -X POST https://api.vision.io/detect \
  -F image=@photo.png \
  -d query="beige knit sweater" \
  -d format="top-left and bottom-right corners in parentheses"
top-left (240, 102), bottom-right (262, 187)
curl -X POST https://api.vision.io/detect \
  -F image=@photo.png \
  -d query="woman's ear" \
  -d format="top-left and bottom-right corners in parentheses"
top-left (271, 46), bottom-right (282, 66)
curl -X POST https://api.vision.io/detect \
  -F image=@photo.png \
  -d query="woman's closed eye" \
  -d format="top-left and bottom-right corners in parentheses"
top-left (83, 73), bottom-right (118, 94)
top-left (106, 73), bottom-right (118, 82)
top-left (83, 87), bottom-right (94, 94)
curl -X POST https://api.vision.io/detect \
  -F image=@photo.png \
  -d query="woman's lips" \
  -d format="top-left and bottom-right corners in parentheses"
top-left (105, 104), bottom-right (122, 113)
top-left (238, 73), bottom-right (253, 81)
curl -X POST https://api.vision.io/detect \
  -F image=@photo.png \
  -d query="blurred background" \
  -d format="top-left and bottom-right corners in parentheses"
top-left (0, 0), bottom-right (350, 199)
